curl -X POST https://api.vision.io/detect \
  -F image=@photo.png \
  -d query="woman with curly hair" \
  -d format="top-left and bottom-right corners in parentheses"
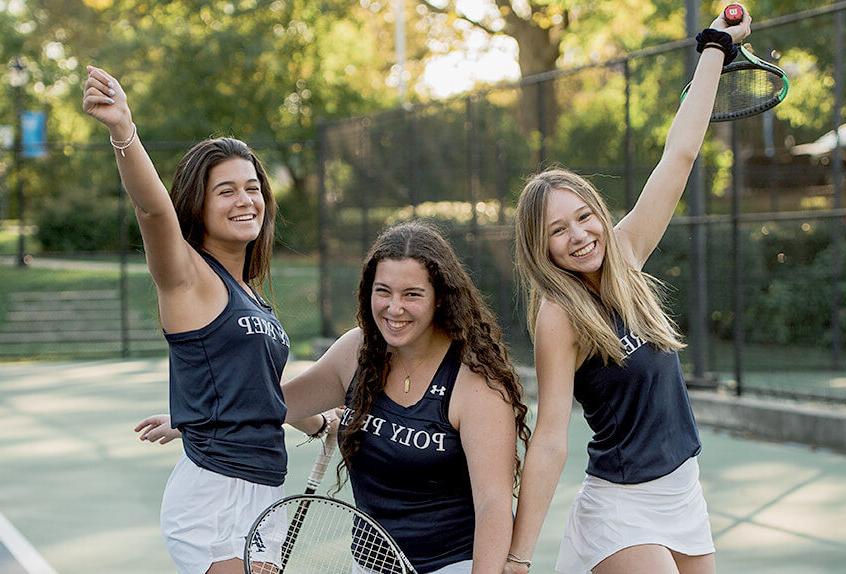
top-left (139, 220), bottom-right (530, 573)
top-left (283, 219), bottom-right (532, 573)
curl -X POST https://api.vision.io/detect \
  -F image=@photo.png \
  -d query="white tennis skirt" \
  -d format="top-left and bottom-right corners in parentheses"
top-left (555, 457), bottom-right (714, 573)
top-left (160, 454), bottom-right (285, 574)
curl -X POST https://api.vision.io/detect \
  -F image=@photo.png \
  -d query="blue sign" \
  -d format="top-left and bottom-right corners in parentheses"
top-left (21, 111), bottom-right (47, 158)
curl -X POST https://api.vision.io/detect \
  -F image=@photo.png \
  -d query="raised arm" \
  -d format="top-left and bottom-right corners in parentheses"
top-left (452, 369), bottom-right (518, 573)
top-left (83, 66), bottom-right (196, 290)
top-left (616, 10), bottom-right (752, 269)
top-left (505, 299), bottom-right (578, 573)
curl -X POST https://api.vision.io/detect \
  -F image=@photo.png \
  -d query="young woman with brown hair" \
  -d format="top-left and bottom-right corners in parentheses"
top-left (283, 220), bottom-right (532, 573)
top-left (84, 66), bottom-right (326, 574)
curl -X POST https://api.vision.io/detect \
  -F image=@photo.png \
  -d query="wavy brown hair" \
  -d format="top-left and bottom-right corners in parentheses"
top-left (339, 220), bottom-right (531, 488)
top-left (169, 137), bottom-right (276, 290)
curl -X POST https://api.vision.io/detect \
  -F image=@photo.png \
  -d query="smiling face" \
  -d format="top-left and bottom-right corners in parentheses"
top-left (545, 187), bottom-right (606, 285)
top-left (201, 157), bottom-right (265, 247)
top-left (370, 258), bottom-right (438, 351)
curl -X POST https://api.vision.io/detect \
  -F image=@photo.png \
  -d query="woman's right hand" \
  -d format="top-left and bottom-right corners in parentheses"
top-left (82, 65), bottom-right (133, 138)
top-left (709, 4), bottom-right (751, 45)
top-left (134, 414), bottom-right (181, 445)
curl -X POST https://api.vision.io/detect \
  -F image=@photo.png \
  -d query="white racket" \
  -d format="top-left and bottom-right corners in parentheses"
top-left (244, 432), bottom-right (418, 573)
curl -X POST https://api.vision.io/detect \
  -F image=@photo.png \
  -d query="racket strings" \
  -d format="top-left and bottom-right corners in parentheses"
top-left (247, 498), bottom-right (409, 573)
top-left (713, 67), bottom-right (784, 119)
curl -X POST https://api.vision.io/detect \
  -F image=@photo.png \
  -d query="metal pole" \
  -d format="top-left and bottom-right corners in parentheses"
top-left (118, 181), bottom-right (129, 358)
top-left (536, 82), bottom-right (547, 166)
top-left (466, 96), bottom-right (480, 278)
top-left (407, 109), bottom-right (418, 217)
top-left (359, 118), bottom-right (370, 258)
top-left (731, 123), bottom-right (744, 396)
top-left (624, 58), bottom-right (634, 210)
top-left (316, 121), bottom-right (333, 337)
top-left (830, 8), bottom-right (844, 369)
top-left (686, 0), bottom-right (709, 380)
top-left (11, 66), bottom-right (26, 267)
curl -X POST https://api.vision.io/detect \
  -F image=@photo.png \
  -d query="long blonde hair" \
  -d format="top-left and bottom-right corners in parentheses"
top-left (514, 168), bottom-right (684, 365)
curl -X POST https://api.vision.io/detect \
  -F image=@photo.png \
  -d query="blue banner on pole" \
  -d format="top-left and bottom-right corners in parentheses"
top-left (21, 111), bottom-right (47, 158)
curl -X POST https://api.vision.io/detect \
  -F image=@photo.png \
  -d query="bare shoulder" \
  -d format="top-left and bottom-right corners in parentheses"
top-left (318, 327), bottom-right (363, 387)
top-left (535, 297), bottom-right (577, 346)
top-left (321, 327), bottom-right (363, 365)
top-left (453, 363), bottom-right (512, 411)
top-left (450, 364), bottom-right (515, 432)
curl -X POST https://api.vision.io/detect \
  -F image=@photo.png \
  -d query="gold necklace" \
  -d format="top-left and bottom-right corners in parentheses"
top-left (395, 353), bottom-right (426, 393)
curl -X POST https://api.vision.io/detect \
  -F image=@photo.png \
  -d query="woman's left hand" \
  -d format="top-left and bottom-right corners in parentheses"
top-left (710, 4), bottom-right (752, 44)
top-left (134, 414), bottom-right (181, 444)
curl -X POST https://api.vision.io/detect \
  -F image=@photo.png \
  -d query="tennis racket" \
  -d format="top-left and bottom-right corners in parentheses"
top-left (681, 4), bottom-right (789, 122)
top-left (243, 432), bottom-right (418, 574)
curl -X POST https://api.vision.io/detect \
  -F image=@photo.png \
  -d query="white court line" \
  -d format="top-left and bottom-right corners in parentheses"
top-left (0, 512), bottom-right (58, 574)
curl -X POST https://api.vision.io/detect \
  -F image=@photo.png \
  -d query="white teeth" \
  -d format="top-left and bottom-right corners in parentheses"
top-left (230, 214), bottom-right (255, 222)
top-left (572, 242), bottom-right (596, 257)
top-left (386, 319), bottom-right (409, 329)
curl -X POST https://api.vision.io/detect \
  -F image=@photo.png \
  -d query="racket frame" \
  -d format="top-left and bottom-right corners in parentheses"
top-left (680, 44), bottom-right (790, 122)
top-left (244, 494), bottom-right (418, 574)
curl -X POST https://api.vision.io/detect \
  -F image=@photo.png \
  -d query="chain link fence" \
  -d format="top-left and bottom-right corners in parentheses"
top-left (316, 4), bottom-right (846, 402)
top-left (0, 140), bottom-right (321, 360)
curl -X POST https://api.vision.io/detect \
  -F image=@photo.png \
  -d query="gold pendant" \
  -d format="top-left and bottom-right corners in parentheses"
top-left (403, 376), bottom-right (411, 393)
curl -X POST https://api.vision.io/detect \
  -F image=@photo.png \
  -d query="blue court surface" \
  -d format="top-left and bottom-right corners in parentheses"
top-left (1, 358), bottom-right (845, 573)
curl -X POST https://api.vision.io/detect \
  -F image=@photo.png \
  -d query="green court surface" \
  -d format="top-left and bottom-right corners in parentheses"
top-left (1, 359), bottom-right (845, 573)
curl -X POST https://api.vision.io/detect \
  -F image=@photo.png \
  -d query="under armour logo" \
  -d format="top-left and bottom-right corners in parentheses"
top-left (430, 385), bottom-right (446, 396)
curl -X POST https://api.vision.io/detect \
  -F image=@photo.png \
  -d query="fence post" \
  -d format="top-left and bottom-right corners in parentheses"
top-left (316, 120), bottom-right (333, 338)
top-left (118, 180), bottom-right (130, 358)
top-left (686, 0), bottom-right (709, 381)
top-left (731, 124), bottom-right (744, 395)
top-left (831, 8), bottom-right (844, 369)
top-left (536, 82), bottom-right (547, 166)
top-left (359, 117), bottom-right (371, 259)
top-left (624, 58), bottom-right (635, 210)
top-left (466, 96), bottom-right (480, 278)
top-left (406, 109), bottom-right (418, 218)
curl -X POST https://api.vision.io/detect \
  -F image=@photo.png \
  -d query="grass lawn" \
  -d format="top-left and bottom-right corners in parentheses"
top-left (0, 255), bottom-right (321, 360)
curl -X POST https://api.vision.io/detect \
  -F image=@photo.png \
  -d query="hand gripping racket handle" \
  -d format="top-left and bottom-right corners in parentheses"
top-left (276, 431), bottom-right (339, 571)
top-left (305, 429), bottom-right (338, 494)
top-left (723, 4), bottom-right (744, 26)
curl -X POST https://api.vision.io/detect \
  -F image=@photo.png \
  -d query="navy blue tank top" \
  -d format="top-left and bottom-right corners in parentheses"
top-left (339, 343), bottom-right (474, 574)
top-left (165, 252), bottom-right (290, 486)
top-left (574, 314), bottom-right (700, 484)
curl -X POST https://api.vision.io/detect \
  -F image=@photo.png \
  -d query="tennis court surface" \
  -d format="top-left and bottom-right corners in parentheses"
top-left (1, 358), bottom-right (844, 573)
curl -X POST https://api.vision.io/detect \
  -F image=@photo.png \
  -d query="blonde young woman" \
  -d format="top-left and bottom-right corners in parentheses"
top-left (505, 8), bottom-right (752, 574)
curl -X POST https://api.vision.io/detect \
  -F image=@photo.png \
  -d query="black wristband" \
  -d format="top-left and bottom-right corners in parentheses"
top-left (695, 28), bottom-right (738, 65)
top-left (308, 413), bottom-right (329, 438)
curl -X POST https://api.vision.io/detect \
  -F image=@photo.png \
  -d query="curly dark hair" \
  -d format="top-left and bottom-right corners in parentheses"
top-left (340, 220), bottom-right (531, 488)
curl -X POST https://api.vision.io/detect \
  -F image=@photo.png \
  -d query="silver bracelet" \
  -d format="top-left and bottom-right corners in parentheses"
top-left (110, 123), bottom-right (137, 157)
top-left (507, 552), bottom-right (532, 570)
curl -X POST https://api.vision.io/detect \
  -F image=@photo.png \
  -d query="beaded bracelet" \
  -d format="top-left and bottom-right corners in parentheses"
top-left (506, 552), bottom-right (532, 570)
top-left (109, 123), bottom-right (137, 157)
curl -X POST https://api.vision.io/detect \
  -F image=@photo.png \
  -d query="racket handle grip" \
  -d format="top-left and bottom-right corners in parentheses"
top-left (305, 431), bottom-right (338, 493)
top-left (723, 4), bottom-right (744, 26)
